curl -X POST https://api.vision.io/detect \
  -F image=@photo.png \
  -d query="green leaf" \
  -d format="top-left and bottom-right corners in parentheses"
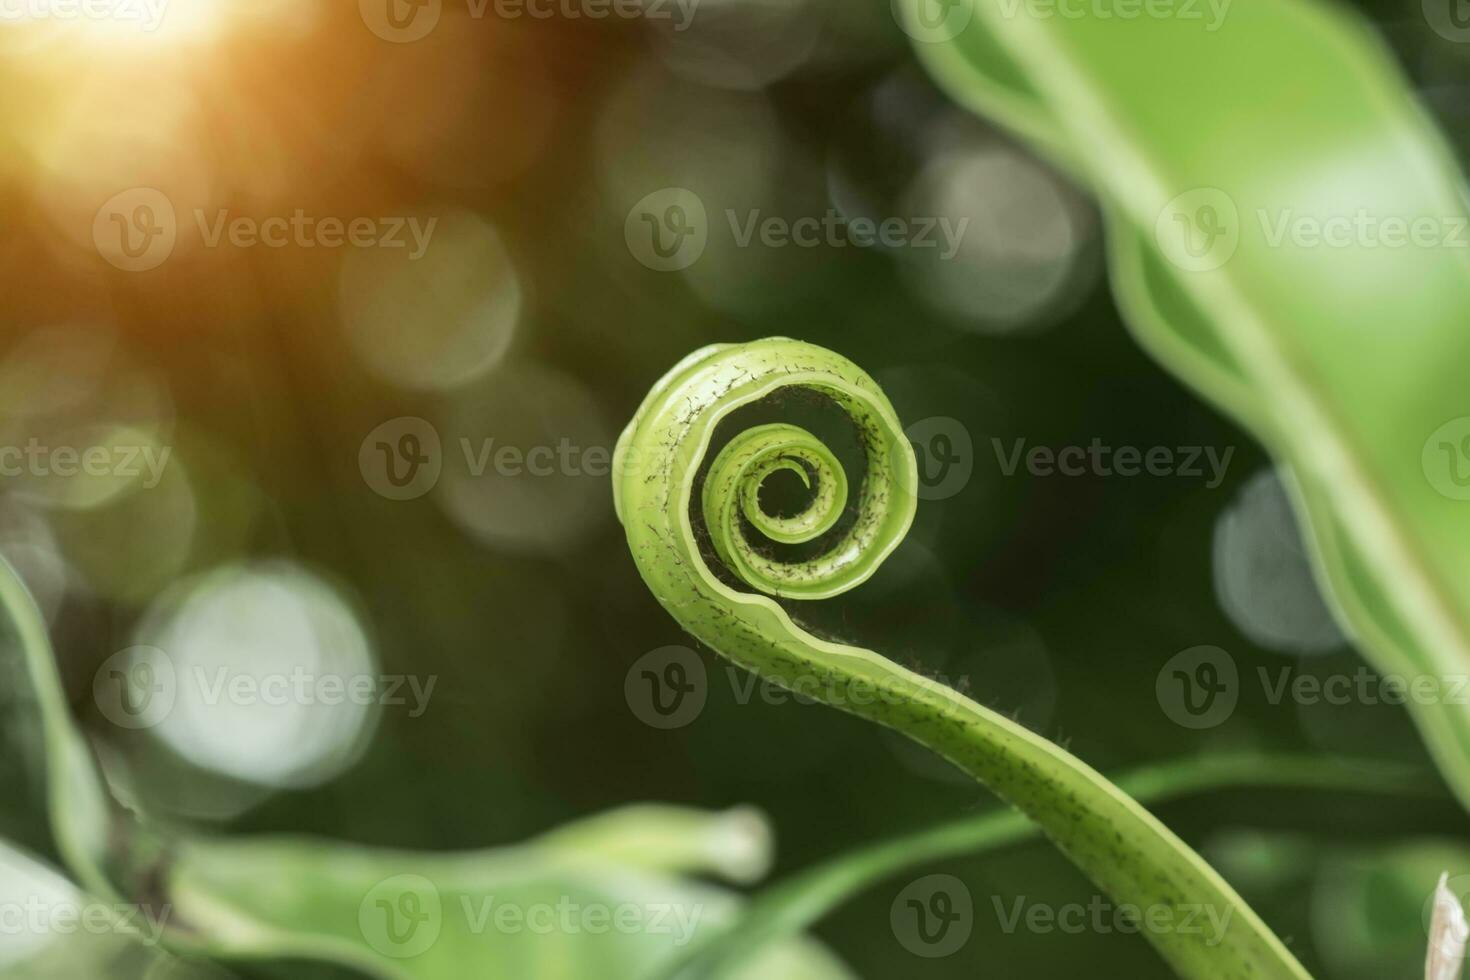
top-left (0, 559), bottom-right (117, 901)
top-left (0, 840), bottom-right (227, 980)
top-left (164, 806), bottom-right (854, 980)
top-left (903, 0), bottom-right (1470, 812)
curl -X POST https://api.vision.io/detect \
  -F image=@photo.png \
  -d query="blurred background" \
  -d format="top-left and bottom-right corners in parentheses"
top-left (1, 0), bottom-right (1469, 976)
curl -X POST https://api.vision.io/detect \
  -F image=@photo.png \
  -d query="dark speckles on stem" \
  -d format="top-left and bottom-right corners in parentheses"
top-left (616, 339), bottom-right (1298, 980)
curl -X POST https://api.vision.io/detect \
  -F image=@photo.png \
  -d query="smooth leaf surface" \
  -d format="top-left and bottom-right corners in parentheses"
top-left (905, 0), bottom-right (1470, 811)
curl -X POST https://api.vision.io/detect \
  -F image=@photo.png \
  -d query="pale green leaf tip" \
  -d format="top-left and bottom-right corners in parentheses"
top-left (1428, 872), bottom-right (1469, 980)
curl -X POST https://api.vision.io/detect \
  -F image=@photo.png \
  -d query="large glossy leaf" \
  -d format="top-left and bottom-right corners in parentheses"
top-left (904, 0), bottom-right (1470, 809)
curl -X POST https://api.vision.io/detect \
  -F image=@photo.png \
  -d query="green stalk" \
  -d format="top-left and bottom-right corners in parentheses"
top-left (614, 338), bottom-right (1311, 979)
top-left (669, 754), bottom-right (1438, 979)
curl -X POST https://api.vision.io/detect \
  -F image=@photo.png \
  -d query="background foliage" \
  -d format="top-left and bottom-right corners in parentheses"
top-left (3, 0), bottom-right (1470, 977)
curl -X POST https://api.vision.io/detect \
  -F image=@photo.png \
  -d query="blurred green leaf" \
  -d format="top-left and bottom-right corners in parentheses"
top-left (0, 839), bottom-right (229, 980)
top-left (0, 560), bottom-right (117, 901)
top-left (905, 0), bottom-right (1470, 811)
top-left (165, 806), bottom-right (854, 980)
